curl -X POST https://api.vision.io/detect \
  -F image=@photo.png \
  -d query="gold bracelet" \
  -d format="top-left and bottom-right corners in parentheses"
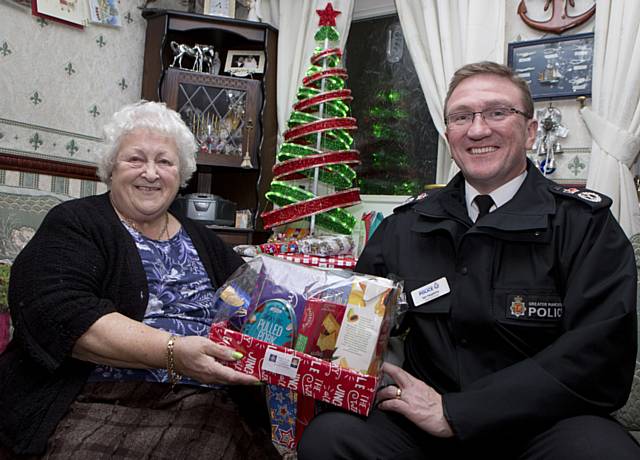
top-left (166, 334), bottom-right (182, 390)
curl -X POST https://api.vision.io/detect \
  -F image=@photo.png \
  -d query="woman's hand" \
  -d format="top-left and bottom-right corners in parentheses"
top-left (73, 313), bottom-right (259, 386)
top-left (172, 335), bottom-right (259, 385)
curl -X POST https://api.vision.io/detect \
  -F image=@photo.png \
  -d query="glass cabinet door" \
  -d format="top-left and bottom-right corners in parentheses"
top-left (163, 69), bottom-right (262, 168)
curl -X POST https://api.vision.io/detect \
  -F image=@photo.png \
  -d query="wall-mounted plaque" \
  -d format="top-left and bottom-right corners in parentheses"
top-left (508, 32), bottom-right (594, 101)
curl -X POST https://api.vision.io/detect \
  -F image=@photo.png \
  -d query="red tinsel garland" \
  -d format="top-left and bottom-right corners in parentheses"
top-left (293, 89), bottom-right (352, 112)
top-left (262, 189), bottom-right (361, 229)
top-left (284, 117), bottom-right (356, 143)
top-left (311, 48), bottom-right (342, 64)
top-left (302, 68), bottom-right (348, 87)
top-left (273, 150), bottom-right (360, 180)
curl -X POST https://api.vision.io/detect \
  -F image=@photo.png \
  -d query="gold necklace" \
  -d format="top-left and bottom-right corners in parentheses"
top-left (111, 197), bottom-right (170, 240)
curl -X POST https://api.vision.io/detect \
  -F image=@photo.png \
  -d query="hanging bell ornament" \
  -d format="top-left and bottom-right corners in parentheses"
top-left (538, 139), bottom-right (547, 155)
top-left (553, 142), bottom-right (563, 155)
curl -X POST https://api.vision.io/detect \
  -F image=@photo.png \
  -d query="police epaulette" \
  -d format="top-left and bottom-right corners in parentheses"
top-left (549, 184), bottom-right (612, 210)
top-left (393, 192), bottom-right (429, 214)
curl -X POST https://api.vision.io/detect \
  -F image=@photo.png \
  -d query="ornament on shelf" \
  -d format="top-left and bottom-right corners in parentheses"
top-left (237, 0), bottom-right (258, 21)
top-left (261, 2), bottom-right (361, 236)
top-left (533, 104), bottom-right (568, 175)
top-left (240, 120), bottom-right (254, 168)
top-left (191, 93), bottom-right (245, 157)
top-left (169, 41), bottom-right (217, 74)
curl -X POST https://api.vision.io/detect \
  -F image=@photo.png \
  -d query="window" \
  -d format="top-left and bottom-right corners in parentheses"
top-left (51, 175), bottom-right (69, 195)
top-left (346, 15), bottom-right (438, 196)
top-left (80, 180), bottom-right (97, 198)
top-left (19, 172), bottom-right (38, 189)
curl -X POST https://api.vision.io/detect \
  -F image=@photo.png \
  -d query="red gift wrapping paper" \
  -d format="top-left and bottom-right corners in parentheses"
top-left (209, 322), bottom-right (378, 416)
top-left (273, 253), bottom-right (357, 268)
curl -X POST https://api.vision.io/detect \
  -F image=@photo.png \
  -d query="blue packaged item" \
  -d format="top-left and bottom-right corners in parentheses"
top-left (241, 298), bottom-right (297, 346)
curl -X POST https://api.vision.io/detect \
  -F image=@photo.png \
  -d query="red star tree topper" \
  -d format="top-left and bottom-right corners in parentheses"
top-left (317, 2), bottom-right (340, 26)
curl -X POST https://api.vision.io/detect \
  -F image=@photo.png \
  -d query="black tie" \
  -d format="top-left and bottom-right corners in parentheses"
top-left (474, 194), bottom-right (494, 220)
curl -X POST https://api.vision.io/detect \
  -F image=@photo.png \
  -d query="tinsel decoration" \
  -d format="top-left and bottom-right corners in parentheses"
top-left (261, 2), bottom-right (361, 235)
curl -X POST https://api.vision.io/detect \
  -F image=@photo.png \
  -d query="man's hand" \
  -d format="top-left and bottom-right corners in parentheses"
top-left (376, 362), bottom-right (454, 438)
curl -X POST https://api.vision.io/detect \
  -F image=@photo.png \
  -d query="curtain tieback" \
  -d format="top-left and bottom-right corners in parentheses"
top-left (580, 107), bottom-right (640, 167)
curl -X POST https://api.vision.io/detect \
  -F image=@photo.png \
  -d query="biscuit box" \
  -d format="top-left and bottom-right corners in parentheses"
top-left (294, 299), bottom-right (346, 359)
top-left (209, 321), bottom-right (378, 416)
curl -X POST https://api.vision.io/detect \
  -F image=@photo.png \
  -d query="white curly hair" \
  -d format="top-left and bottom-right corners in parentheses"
top-left (97, 100), bottom-right (198, 187)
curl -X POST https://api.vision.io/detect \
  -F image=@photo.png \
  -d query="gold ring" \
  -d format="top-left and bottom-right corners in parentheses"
top-left (395, 387), bottom-right (402, 399)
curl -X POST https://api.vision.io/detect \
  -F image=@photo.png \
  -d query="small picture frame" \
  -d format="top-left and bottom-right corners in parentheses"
top-left (203, 0), bottom-right (236, 18)
top-left (507, 32), bottom-right (594, 101)
top-left (224, 50), bottom-right (266, 76)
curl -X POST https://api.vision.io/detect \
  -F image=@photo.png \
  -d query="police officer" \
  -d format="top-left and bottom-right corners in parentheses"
top-left (298, 61), bottom-right (640, 459)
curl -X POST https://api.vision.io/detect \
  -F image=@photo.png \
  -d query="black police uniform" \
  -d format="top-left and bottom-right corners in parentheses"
top-left (298, 161), bottom-right (640, 459)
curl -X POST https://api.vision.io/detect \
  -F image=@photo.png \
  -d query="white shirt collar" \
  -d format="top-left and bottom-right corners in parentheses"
top-left (465, 171), bottom-right (527, 222)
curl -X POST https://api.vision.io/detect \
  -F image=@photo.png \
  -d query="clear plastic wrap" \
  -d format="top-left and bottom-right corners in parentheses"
top-left (209, 255), bottom-right (404, 454)
top-left (211, 254), bottom-right (402, 376)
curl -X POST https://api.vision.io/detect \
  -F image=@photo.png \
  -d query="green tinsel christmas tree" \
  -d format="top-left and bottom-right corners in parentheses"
top-left (261, 2), bottom-right (361, 235)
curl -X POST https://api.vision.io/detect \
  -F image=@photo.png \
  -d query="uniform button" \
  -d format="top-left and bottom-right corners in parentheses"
top-left (459, 338), bottom-right (469, 346)
top-left (459, 266), bottom-right (468, 275)
top-left (534, 231), bottom-right (542, 236)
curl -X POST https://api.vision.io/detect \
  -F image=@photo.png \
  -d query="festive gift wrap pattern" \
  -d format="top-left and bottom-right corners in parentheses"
top-left (209, 322), bottom-right (378, 416)
top-left (273, 253), bottom-right (357, 268)
top-left (233, 235), bottom-right (355, 258)
top-left (296, 235), bottom-right (354, 256)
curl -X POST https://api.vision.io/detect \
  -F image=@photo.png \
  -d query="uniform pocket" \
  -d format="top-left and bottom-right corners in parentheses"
top-left (492, 288), bottom-right (563, 355)
top-left (493, 289), bottom-right (563, 326)
top-left (404, 278), bottom-right (451, 314)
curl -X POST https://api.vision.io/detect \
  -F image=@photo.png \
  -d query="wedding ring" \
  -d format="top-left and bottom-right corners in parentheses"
top-left (395, 387), bottom-right (402, 399)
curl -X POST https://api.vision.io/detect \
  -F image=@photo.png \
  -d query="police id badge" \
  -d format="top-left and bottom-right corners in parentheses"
top-left (506, 294), bottom-right (563, 322)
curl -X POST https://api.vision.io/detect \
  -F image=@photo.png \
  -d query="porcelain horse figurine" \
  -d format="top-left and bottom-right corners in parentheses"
top-left (170, 41), bottom-right (198, 70)
top-left (198, 45), bottom-right (216, 74)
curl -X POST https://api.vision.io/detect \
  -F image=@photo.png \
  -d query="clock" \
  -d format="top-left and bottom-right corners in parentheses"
top-left (203, 0), bottom-right (236, 18)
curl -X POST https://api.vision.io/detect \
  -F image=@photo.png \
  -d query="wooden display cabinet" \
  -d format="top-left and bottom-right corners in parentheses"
top-left (141, 9), bottom-right (277, 245)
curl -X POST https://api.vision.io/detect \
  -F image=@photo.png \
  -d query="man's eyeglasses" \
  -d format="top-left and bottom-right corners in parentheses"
top-left (445, 107), bottom-right (530, 128)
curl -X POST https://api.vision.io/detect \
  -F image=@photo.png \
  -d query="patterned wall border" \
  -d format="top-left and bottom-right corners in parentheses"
top-left (527, 147), bottom-right (590, 183)
top-left (0, 117), bottom-right (100, 181)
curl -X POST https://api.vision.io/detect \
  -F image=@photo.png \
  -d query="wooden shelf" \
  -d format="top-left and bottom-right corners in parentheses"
top-left (142, 9), bottom-right (278, 237)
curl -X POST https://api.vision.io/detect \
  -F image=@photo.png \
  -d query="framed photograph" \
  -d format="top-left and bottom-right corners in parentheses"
top-left (507, 32), bottom-right (594, 100)
top-left (224, 50), bottom-right (266, 75)
top-left (203, 0), bottom-right (236, 18)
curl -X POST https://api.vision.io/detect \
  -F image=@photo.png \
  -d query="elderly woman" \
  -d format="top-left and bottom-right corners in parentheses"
top-left (0, 101), bottom-right (279, 458)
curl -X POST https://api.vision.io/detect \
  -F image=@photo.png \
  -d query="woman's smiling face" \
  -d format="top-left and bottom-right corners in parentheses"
top-left (109, 128), bottom-right (180, 223)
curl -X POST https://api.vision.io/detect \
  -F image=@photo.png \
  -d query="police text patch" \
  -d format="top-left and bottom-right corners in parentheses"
top-left (506, 294), bottom-right (563, 322)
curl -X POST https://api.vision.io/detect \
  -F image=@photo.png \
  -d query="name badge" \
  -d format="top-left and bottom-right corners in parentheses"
top-left (410, 277), bottom-right (450, 307)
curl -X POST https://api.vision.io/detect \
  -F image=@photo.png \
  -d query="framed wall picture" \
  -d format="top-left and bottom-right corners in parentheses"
top-left (203, 0), bottom-right (236, 18)
top-left (32, 0), bottom-right (87, 28)
top-left (224, 50), bottom-right (266, 75)
top-left (507, 32), bottom-right (594, 100)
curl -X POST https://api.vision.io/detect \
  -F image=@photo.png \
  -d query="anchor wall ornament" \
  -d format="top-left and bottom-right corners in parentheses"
top-left (517, 0), bottom-right (595, 34)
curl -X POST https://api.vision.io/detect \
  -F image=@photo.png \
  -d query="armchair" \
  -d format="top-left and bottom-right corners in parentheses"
top-left (613, 233), bottom-right (640, 441)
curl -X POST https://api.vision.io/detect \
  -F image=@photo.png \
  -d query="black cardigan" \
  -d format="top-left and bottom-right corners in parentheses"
top-left (0, 193), bottom-right (243, 454)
